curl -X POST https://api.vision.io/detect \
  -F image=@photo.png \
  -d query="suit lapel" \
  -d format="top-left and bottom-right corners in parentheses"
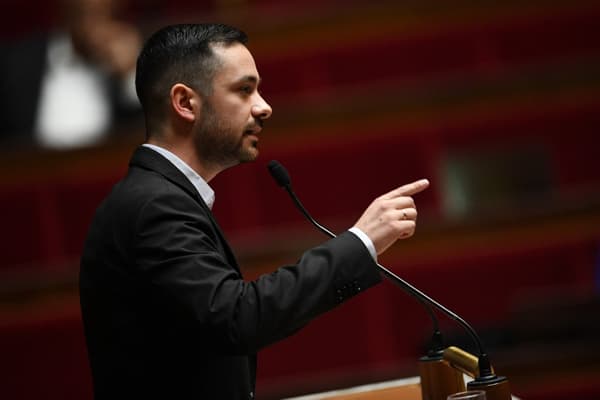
top-left (129, 146), bottom-right (242, 274)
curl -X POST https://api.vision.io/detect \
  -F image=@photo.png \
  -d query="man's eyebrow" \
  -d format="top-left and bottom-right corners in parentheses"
top-left (237, 75), bottom-right (261, 85)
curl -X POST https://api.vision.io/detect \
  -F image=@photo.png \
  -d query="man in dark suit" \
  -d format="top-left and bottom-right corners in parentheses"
top-left (80, 23), bottom-right (429, 399)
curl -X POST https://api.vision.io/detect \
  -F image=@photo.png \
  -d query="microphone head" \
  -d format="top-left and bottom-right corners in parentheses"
top-left (267, 160), bottom-right (291, 187)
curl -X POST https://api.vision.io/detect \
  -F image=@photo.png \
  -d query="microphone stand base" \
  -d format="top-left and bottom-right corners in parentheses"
top-left (467, 375), bottom-right (511, 400)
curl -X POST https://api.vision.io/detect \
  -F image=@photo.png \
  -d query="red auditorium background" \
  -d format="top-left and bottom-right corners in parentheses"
top-left (1, 0), bottom-right (599, 399)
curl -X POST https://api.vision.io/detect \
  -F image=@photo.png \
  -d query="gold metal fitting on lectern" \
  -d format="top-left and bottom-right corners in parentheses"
top-left (442, 346), bottom-right (494, 378)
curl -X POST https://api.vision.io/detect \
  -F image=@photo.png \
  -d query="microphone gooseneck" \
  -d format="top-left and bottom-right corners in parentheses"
top-left (267, 160), bottom-right (495, 378)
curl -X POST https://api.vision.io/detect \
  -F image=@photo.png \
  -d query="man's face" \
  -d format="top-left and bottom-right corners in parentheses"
top-left (194, 43), bottom-right (272, 169)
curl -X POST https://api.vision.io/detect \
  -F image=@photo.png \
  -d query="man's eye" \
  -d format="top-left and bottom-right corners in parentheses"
top-left (240, 86), bottom-right (253, 94)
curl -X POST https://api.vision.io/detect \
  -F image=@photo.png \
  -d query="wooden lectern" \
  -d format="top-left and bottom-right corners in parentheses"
top-left (283, 376), bottom-right (521, 400)
top-left (283, 376), bottom-right (423, 400)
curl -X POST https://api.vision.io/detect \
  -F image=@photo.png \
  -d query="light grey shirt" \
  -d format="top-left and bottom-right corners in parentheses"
top-left (143, 143), bottom-right (215, 209)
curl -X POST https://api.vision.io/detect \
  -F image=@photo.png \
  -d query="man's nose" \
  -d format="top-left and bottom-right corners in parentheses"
top-left (252, 94), bottom-right (273, 120)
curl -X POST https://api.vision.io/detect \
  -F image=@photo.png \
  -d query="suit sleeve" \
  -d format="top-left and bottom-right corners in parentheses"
top-left (133, 187), bottom-right (382, 354)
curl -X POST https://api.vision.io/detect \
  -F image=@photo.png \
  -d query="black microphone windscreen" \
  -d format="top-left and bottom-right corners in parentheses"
top-left (267, 160), bottom-right (291, 187)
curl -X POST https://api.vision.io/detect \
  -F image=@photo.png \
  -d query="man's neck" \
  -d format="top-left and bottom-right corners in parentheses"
top-left (145, 137), bottom-right (220, 182)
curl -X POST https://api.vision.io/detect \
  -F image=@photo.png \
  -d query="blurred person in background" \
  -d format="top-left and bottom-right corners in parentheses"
top-left (79, 23), bottom-right (429, 399)
top-left (0, 0), bottom-right (142, 150)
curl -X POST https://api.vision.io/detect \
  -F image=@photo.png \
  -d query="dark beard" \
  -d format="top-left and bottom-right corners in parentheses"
top-left (194, 102), bottom-right (258, 170)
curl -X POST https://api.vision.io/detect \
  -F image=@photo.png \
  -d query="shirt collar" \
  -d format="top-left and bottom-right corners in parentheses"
top-left (142, 144), bottom-right (215, 209)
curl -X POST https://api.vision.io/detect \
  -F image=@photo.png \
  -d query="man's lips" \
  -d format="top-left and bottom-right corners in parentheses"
top-left (245, 119), bottom-right (264, 136)
top-left (244, 127), bottom-right (262, 136)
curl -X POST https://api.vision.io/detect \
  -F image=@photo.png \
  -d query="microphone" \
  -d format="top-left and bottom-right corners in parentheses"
top-left (268, 160), bottom-right (445, 354)
top-left (267, 160), bottom-right (510, 398)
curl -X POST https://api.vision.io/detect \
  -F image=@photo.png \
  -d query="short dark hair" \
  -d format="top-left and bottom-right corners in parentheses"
top-left (135, 23), bottom-right (248, 126)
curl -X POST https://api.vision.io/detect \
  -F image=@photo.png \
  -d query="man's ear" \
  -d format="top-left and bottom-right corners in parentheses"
top-left (170, 83), bottom-right (200, 123)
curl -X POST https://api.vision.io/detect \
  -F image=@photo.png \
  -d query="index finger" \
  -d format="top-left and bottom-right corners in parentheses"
top-left (383, 179), bottom-right (430, 199)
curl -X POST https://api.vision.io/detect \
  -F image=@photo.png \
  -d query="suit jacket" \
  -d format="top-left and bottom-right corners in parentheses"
top-left (79, 146), bottom-right (382, 399)
top-left (0, 35), bottom-right (46, 145)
